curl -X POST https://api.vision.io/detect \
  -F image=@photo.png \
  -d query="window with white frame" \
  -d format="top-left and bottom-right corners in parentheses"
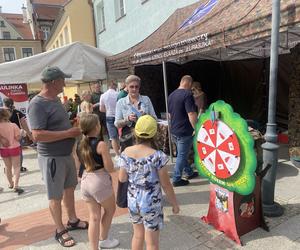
top-left (114, 0), bottom-right (125, 21)
top-left (22, 48), bottom-right (33, 58)
top-left (96, 1), bottom-right (105, 32)
top-left (2, 31), bottom-right (11, 39)
top-left (3, 48), bottom-right (15, 61)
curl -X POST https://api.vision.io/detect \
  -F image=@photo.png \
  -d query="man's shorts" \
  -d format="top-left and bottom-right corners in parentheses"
top-left (0, 146), bottom-right (21, 158)
top-left (38, 155), bottom-right (78, 200)
top-left (106, 116), bottom-right (118, 140)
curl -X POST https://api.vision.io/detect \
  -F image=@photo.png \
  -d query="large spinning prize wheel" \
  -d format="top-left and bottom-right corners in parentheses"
top-left (197, 119), bottom-right (241, 179)
top-left (196, 103), bottom-right (265, 246)
top-left (194, 100), bottom-right (257, 196)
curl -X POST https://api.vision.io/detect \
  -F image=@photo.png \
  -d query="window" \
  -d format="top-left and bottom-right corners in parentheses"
top-left (22, 48), bottom-right (33, 58)
top-left (0, 21), bottom-right (5, 27)
top-left (41, 25), bottom-right (51, 40)
top-left (96, 1), bottom-right (105, 32)
top-left (2, 31), bottom-right (11, 39)
top-left (3, 48), bottom-right (15, 61)
top-left (114, 0), bottom-right (125, 20)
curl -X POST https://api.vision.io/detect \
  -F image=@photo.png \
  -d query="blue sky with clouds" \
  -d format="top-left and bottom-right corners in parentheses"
top-left (0, 0), bottom-right (24, 14)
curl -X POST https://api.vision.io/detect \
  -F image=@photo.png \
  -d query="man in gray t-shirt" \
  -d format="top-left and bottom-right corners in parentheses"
top-left (27, 66), bottom-right (88, 247)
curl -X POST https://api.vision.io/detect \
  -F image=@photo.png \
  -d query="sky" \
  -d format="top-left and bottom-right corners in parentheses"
top-left (0, 0), bottom-right (24, 14)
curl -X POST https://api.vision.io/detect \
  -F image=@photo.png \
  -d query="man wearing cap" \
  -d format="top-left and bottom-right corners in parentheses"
top-left (28, 66), bottom-right (88, 247)
top-left (168, 75), bottom-right (198, 187)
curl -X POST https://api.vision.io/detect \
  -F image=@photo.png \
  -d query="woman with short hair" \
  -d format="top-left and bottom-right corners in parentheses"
top-left (115, 75), bottom-right (157, 151)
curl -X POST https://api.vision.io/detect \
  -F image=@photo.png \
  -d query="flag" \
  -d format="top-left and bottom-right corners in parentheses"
top-left (179, 0), bottom-right (219, 30)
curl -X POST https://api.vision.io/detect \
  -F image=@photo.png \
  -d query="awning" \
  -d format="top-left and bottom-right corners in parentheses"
top-left (107, 0), bottom-right (300, 70)
top-left (0, 42), bottom-right (111, 84)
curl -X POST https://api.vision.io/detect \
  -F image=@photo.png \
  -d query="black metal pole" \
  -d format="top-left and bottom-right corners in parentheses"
top-left (261, 0), bottom-right (283, 217)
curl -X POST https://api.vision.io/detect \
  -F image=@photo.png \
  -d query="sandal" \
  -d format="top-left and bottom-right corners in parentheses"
top-left (55, 229), bottom-right (76, 247)
top-left (66, 218), bottom-right (89, 231)
top-left (13, 187), bottom-right (24, 195)
top-left (8, 182), bottom-right (14, 189)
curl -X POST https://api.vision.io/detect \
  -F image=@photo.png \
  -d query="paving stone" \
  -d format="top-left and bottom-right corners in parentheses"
top-left (2, 146), bottom-right (300, 250)
top-left (205, 240), bottom-right (216, 248)
top-left (190, 244), bottom-right (210, 250)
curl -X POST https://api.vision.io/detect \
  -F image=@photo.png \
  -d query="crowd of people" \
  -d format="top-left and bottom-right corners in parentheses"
top-left (0, 65), bottom-right (207, 249)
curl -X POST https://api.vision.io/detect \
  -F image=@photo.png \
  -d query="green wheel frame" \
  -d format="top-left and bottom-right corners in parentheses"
top-left (194, 100), bottom-right (257, 195)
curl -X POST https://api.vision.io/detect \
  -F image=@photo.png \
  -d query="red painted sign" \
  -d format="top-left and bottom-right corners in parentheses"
top-left (0, 84), bottom-right (29, 114)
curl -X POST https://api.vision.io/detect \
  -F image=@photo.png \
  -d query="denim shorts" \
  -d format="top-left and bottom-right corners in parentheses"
top-left (106, 116), bottom-right (118, 140)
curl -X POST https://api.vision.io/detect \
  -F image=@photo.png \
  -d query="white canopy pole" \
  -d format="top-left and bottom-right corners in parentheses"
top-left (162, 61), bottom-right (174, 162)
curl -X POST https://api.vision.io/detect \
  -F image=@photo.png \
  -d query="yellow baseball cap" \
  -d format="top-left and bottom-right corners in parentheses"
top-left (135, 115), bottom-right (157, 139)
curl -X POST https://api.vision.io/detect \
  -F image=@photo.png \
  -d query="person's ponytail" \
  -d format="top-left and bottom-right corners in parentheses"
top-left (78, 113), bottom-right (100, 172)
top-left (79, 134), bottom-right (95, 172)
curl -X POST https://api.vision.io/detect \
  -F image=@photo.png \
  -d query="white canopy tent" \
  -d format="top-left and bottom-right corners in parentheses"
top-left (0, 42), bottom-right (111, 84)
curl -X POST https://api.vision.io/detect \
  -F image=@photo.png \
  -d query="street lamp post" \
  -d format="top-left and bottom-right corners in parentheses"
top-left (261, 0), bottom-right (284, 217)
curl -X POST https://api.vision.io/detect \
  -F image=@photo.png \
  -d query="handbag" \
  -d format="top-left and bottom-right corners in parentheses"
top-left (116, 180), bottom-right (128, 208)
top-left (119, 126), bottom-right (134, 152)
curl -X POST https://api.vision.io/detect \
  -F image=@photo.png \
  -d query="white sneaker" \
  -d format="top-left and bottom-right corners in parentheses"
top-left (99, 238), bottom-right (120, 249)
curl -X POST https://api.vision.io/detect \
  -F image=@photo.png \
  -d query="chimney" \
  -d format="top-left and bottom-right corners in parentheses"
top-left (22, 4), bottom-right (28, 23)
top-left (0, 6), bottom-right (2, 13)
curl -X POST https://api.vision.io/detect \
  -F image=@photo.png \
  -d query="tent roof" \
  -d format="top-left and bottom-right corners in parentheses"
top-left (107, 0), bottom-right (300, 70)
top-left (0, 42), bottom-right (111, 84)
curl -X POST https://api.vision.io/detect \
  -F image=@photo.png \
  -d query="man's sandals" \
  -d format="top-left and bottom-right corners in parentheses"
top-left (55, 220), bottom-right (88, 247)
top-left (55, 229), bottom-right (76, 247)
top-left (66, 219), bottom-right (89, 231)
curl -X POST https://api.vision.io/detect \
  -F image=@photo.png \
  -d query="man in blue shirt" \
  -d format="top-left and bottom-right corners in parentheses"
top-left (168, 75), bottom-right (198, 186)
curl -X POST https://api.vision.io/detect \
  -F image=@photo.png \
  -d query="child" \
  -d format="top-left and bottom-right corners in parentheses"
top-left (0, 108), bottom-right (23, 194)
top-left (79, 100), bottom-right (93, 114)
top-left (75, 100), bottom-right (94, 178)
top-left (118, 115), bottom-right (180, 250)
top-left (78, 113), bottom-right (119, 250)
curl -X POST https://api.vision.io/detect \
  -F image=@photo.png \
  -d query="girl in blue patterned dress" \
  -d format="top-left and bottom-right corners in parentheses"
top-left (118, 115), bottom-right (179, 250)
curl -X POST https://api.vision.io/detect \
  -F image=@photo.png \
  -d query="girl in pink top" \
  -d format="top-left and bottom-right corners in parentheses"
top-left (0, 108), bottom-right (23, 194)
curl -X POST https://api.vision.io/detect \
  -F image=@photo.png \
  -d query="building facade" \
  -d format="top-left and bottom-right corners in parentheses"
top-left (25, 0), bottom-right (67, 42)
top-left (93, 0), bottom-right (199, 54)
top-left (45, 0), bottom-right (96, 50)
top-left (0, 12), bottom-right (42, 64)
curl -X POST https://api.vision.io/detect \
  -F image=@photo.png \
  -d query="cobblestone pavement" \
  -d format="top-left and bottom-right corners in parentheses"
top-left (0, 144), bottom-right (299, 249)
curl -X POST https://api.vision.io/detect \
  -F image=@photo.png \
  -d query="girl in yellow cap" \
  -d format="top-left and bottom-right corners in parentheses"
top-left (118, 115), bottom-right (179, 250)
